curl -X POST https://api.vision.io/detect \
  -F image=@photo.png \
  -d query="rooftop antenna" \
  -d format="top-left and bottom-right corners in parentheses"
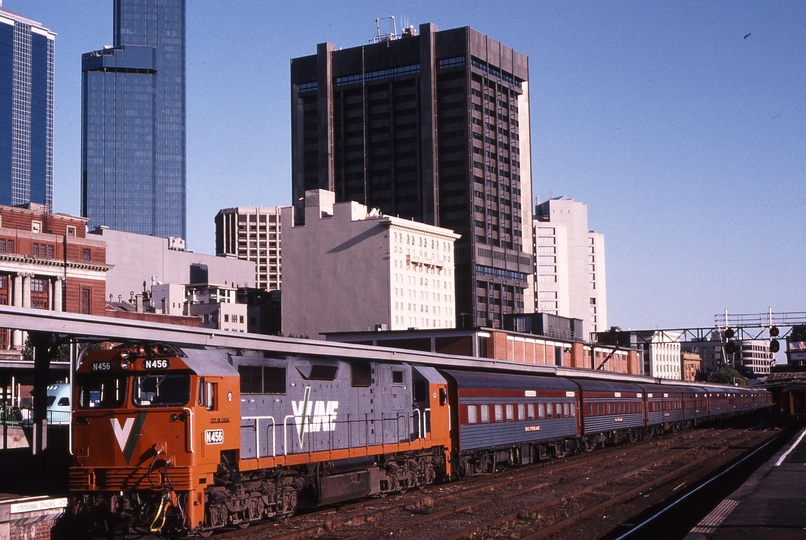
top-left (372, 16), bottom-right (398, 43)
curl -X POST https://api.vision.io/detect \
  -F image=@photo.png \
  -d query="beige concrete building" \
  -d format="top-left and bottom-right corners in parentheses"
top-left (533, 197), bottom-right (607, 335)
top-left (215, 206), bottom-right (282, 291)
top-left (281, 190), bottom-right (460, 339)
top-left (91, 227), bottom-right (254, 302)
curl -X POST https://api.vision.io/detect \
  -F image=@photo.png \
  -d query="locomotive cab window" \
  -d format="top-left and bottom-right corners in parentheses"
top-left (413, 380), bottom-right (428, 402)
top-left (78, 375), bottom-right (126, 409)
top-left (133, 374), bottom-right (190, 407)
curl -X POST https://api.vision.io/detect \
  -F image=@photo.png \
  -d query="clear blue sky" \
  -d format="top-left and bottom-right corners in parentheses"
top-left (5, 0), bottom-right (805, 330)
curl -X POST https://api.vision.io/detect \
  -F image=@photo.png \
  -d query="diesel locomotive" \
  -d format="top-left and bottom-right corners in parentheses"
top-left (65, 342), bottom-right (771, 537)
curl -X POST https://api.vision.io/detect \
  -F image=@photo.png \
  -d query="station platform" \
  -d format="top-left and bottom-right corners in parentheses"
top-left (686, 427), bottom-right (806, 539)
top-left (0, 493), bottom-right (67, 540)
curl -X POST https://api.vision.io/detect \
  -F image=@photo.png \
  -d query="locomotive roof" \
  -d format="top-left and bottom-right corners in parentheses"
top-left (443, 369), bottom-right (578, 391)
top-left (182, 347), bottom-right (239, 377)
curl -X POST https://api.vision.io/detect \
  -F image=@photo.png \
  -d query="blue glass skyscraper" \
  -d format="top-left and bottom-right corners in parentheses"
top-left (81, 0), bottom-right (186, 240)
top-left (0, 6), bottom-right (55, 209)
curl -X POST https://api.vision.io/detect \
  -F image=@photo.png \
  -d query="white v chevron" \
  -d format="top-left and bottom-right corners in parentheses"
top-left (111, 418), bottom-right (135, 452)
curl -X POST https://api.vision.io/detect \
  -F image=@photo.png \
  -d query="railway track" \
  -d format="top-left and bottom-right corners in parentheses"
top-left (217, 417), bottom-right (780, 539)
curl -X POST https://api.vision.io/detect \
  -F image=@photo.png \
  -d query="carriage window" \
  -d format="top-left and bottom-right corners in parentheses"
top-left (467, 405), bottom-right (477, 424)
top-left (480, 405), bottom-right (490, 423)
top-left (78, 375), bottom-right (126, 409)
top-left (133, 374), bottom-right (190, 407)
top-left (563, 403), bottom-right (570, 417)
top-left (495, 404), bottom-right (503, 422)
top-left (556, 403), bottom-right (563, 417)
top-left (506, 404), bottom-right (514, 421)
top-left (570, 403), bottom-right (576, 417)
top-left (528, 403), bottom-right (535, 419)
top-left (518, 403), bottom-right (524, 420)
top-left (546, 403), bottom-right (553, 418)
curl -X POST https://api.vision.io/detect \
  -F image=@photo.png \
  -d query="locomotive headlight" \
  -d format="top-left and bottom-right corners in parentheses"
top-left (170, 414), bottom-right (178, 422)
top-left (120, 359), bottom-right (131, 370)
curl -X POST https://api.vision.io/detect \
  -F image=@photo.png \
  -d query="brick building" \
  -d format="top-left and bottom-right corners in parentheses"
top-left (326, 326), bottom-right (640, 375)
top-left (0, 204), bottom-right (109, 351)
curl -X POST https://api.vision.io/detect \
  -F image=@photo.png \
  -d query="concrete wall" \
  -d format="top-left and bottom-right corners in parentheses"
top-left (92, 228), bottom-right (254, 302)
top-left (281, 201), bottom-right (392, 339)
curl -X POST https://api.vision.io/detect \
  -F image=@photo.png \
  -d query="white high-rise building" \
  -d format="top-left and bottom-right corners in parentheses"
top-left (533, 197), bottom-right (607, 334)
top-left (281, 190), bottom-right (460, 339)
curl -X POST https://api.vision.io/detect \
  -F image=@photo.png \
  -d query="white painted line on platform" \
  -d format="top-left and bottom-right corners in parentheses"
top-left (774, 428), bottom-right (806, 467)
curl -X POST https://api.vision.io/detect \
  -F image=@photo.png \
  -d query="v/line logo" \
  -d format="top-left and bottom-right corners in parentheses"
top-left (292, 386), bottom-right (339, 447)
top-left (109, 413), bottom-right (148, 464)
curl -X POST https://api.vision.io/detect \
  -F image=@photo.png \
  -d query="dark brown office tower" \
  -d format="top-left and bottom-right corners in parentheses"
top-left (291, 23), bottom-right (534, 328)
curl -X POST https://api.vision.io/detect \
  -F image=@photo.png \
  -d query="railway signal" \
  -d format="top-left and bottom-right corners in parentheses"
top-left (724, 328), bottom-right (737, 355)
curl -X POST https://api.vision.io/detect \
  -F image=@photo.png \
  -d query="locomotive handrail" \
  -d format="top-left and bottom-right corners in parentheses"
top-left (183, 407), bottom-right (193, 453)
top-left (423, 408), bottom-right (431, 438)
top-left (413, 409), bottom-right (421, 439)
top-left (283, 414), bottom-right (295, 456)
top-left (242, 416), bottom-right (276, 458)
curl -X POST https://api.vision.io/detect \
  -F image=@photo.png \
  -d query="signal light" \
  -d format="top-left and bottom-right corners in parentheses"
top-left (770, 326), bottom-right (780, 337)
top-left (770, 339), bottom-right (780, 353)
top-left (725, 341), bottom-right (737, 354)
top-left (724, 328), bottom-right (735, 339)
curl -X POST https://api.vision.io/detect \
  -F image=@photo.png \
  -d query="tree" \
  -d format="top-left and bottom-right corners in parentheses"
top-left (709, 368), bottom-right (747, 386)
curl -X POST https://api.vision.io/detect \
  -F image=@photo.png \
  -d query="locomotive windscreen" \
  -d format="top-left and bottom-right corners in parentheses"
top-left (78, 375), bottom-right (127, 409)
top-left (133, 374), bottom-right (191, 407)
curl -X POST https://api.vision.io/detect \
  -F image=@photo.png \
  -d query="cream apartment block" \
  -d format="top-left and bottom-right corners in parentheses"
top-left (533, 197), bottom-right (607, 335)
top-left (281, 190), bottom-right (460, 339)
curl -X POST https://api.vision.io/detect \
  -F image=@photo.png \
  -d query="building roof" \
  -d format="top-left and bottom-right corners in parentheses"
top-left (0, 6), bottom-right (55, 36)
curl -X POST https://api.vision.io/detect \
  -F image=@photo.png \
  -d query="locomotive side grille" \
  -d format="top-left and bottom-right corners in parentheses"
top-left (68, 467), bottom-right (193, 491)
